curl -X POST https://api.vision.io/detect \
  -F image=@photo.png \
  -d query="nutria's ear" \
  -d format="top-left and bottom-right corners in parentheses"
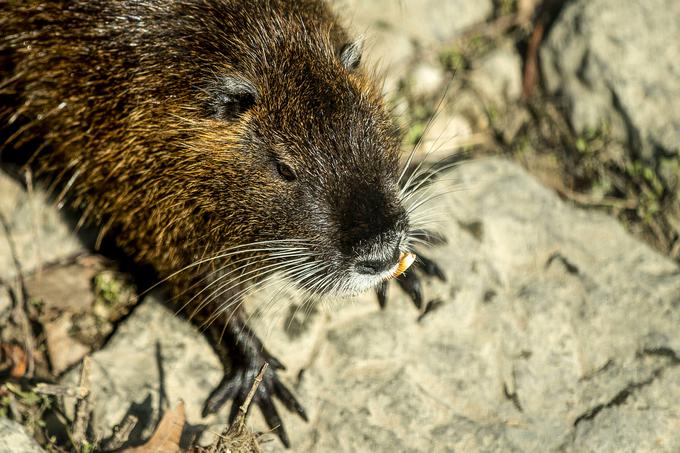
top-left (340, 40), bottom-right (362, 71)
top-left (205, 76), bottom-right (258, 121)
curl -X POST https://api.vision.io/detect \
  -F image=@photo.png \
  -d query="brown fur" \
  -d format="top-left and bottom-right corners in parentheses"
top-left (1, 0), bottom-right (406, 317)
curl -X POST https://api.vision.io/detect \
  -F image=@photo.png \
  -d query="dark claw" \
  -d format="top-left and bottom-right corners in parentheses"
top-left (273, 377), bottom-right (308, 421)
top-left (416, 254), bottom-right (446, 281)
top-left (202, 374), bottom-right (239, 417)
top-left (397, 270), bottom-right (423, 309)
top-left (263, 350), bottom-right (285, 370)
top-left (376, 281), bottom-right (388, 309)
top-left (257, 388), bottom-right (289, 448)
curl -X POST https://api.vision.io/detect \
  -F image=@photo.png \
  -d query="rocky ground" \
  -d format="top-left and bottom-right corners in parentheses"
top-left (2, 0), bottom-right (680, 452)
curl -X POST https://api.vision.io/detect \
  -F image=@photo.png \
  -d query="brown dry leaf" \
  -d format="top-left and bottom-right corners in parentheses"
top-left (0, 342), bottom-right (28, 378)
top-left (122, 401), bottom-right (186, 453)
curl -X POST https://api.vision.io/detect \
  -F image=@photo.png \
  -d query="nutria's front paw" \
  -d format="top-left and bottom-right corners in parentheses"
top-left (376, 253), bottom-right (446, 310)
top-left (202, 358), bottom-right (307, 448)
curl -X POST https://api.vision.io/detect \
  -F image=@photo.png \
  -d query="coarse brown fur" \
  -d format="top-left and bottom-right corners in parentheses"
top-left (1, 0), bottom-right (402, 286)
top-left (1, 0), bottom-right (428, 445)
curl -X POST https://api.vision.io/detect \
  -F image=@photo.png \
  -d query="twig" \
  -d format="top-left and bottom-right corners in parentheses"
top-left (552, 183), bottom-right (638, 210)
top-left (34, 383), bottom-right (89, 399)
top-left (522, 20), bottom-right (544, 99)
top-left (236, 363), bottom-right (268, 429)
top-left (203, 363), bottom-right (269, 453)
top-left (71, 357), bottom-right (92, 447)
top-left (102, 414), bottom-right (139, 451)
top-left (0, 213), bottom-right (36, 378)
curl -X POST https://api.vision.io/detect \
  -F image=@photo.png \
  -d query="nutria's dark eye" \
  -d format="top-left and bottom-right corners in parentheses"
top-left (205, 75), bottom-right (257, 121)
top-left (340, 41), bottom-right (362, 71)
top-left (277, 162), bottom-right (297, 182)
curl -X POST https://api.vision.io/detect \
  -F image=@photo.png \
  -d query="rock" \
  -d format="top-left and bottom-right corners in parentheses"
top-left (61, 291), bottom-right (225, 444)
top-left (410, 62), bottom-right (446, 99)
top-left (0, 171), bottom-right (85, 281)
top-left (67, 158), bottom-right (680, 452)
top-left (0, 285), bottom-right (10, 319)
top-left (42, 316), bottom-right (92, 376)
top-left (413, 110), bottom-right (478, 164)
top-left (469, 45), bottom-right (524, 106)
top-left (334, 0), bottom-right (494, 47)
top-left (541, 0), bottom-right (680, 161)
top-left (0, 418), bottom-right (44, 453)
top-left (571, 365), bottom-right (680, 452)
top-left (331, 0), bottom-right (494, 91)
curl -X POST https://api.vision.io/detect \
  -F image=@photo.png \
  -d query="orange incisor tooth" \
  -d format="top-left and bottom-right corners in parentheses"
top-left (393, 252), bottom-right (416, 278)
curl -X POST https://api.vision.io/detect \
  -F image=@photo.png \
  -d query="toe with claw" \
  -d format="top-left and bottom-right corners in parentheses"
top-left (201, 315), bottom-right (306, 448)
top-left (203, 356), bottom-right (306, 448)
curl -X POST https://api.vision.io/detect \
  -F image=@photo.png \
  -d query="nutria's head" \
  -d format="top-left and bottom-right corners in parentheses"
top-left (169, 2), bottom-right (411, 295)
top-left (1, 0), bottom-right (414, 297)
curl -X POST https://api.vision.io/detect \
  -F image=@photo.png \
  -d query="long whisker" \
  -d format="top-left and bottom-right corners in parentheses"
top-left (169, 247), bottom-right (314, 306)
top-left (210, 258), bottom-right (321, 322)
top-left (253, 262), bottom-right (331, 339)
top-left (140, 239), bottom-right (313, 296)
top-left (407, 187), bottom-right (465, 216)
top-left (397, 76), bottom-right (453, 187)
top-left (280, 263), bottom-right (332, 332)
top-left (189, 256), bottom-right (312, 319)
top-left (399, 139), bottom-right (470, 203)
top-left (401, 158), bottom-right (466, 203)
top-left (200, 262), bottom-right (313, 332)
top-left (206, 260), bottom-right (323, 334)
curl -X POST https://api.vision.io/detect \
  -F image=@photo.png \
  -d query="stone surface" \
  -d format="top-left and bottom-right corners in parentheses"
top-left (0, 285), bottom-right (10, 318)
top-left (65, 159), bottom-right (680, 452)
top-left (571, 365), bottom-right (680, 453)
top-left (469, 45), bottom-right (523, 107)
top-left (331, 0), bottom-right (494, 90)
top-left (0, 418), bottom-right (44, 453)
top-left (410, 62), bottom-right (446, 99)
top-left (541, 0), bottom-right (680, 160)
top-left (61, 291), bottom-right (225, 445)
top-left (0, 171), bottom-right (85, 281)
top-left (334, 0), bottom-right (494, 46)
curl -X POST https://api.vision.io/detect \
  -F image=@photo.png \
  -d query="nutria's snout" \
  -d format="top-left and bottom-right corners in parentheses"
top-left (340, 222), bottom-right (410, 293)
top-left (319, 181), bottom-right (411, 294)
top-left (353, 238), bottom-right (402, 276)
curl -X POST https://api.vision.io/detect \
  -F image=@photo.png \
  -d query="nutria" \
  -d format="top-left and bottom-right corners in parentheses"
top-left (0, 0), bottom-right (445, 447)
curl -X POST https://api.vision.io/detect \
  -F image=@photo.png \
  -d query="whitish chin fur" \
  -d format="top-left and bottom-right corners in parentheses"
top-left (315, 262), bottom-right (402, 298)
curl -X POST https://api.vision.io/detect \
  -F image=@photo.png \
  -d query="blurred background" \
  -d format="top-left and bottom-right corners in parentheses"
top-left (1, 0), bottom-right (679, 451)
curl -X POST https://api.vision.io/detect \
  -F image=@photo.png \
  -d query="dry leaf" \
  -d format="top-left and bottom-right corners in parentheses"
top-left (122, 401), bottom-right (186, 453)
top-left (0, 342), bottom-right (28, 378)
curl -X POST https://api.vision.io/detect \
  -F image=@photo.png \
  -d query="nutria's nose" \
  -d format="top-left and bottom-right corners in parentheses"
top-left (354, 242), bottom-right (401, 275)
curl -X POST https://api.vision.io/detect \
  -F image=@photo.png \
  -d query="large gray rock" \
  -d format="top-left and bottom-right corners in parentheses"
top-left (541, 0), bottom-right (680, 161)
top-left (469, 45), bottom-right (524, 107)
top-left (0, 418), bottom-right (44, 453)
top-left (571, 365), bottom-right (680, 453)
top-left (0, 171), bottom-right (84, 281)
top-left (69, 158), bottom-right (680, 452)
top-left (61, 291), bottom-right (225, 444)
